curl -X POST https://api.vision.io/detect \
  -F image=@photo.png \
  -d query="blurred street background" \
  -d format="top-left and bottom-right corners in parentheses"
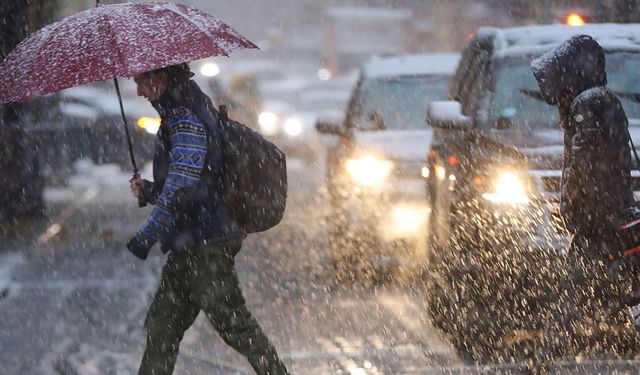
top-left (3, 1), bottom-right (640, 374)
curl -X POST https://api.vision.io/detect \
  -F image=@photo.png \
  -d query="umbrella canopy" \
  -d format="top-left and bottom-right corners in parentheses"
top-left (0, 2), bottom-right (257, 104)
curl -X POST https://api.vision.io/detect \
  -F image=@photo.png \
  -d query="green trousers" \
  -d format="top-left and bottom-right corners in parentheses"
top-left (138, 240), bottom-right (289, 375)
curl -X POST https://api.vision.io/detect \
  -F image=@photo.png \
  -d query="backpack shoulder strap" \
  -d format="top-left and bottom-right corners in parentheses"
top-left (629, 129), bottom-right (640, 173)
top-left (218, 105), bottom-right (228, 124)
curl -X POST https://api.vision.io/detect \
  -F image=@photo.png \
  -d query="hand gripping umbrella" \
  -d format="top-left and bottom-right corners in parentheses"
top-left (0, 1), bottom-right (257, 206)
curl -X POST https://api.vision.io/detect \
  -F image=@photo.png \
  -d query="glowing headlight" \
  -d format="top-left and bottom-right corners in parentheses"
top-left (258, 112), bottom-right (279, 135)
top-left (392, 205), bottom-right (429, 235)
top-left (421, 166), bottom-right (430, 178)
top-left (200, 62), bottom-right (220, 77)
top-left (482, 171), bottom-right (529, 204)
top-left (317, 68), bottom-right (332, 80)
top-left (435, 165), bottom-right (446, 180)
top-left (345, 156), bottom-right (393, 186)
top-left (283, 117), bottom-right (303, 136)
top-left (136, 116), bottom-right (161, 134)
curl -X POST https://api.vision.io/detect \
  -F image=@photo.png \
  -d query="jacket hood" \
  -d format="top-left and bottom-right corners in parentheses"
top-left (531, 35), bottom-right (607, 107)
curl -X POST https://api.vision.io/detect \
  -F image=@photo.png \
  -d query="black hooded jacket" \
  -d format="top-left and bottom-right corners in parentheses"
top-left (532, 35), bottom-right (634, 238)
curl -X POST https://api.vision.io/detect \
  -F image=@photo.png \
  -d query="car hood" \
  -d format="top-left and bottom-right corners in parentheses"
top-left (480, 124), bottom-right (640, 169)
top-left (353, 129), bottom-right (432, 162)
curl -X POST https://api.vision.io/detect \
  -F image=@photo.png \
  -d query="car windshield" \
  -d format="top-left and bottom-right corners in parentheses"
top-left (294, 91), bottom-right (350, 113)
top-left (489, 51), bottom-right (640, 128)
top-left (353, 75), bottom-right (450, 131)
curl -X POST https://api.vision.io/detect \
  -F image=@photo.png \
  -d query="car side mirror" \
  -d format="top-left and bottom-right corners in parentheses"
top-left (427, 100), bottom-right (472, 131)
top-left (496, 107), bottom-right (516, 130)
top-left (496, 116), bottom-right (513, 130)
top-left (315, 119), bottom-right (345, 136)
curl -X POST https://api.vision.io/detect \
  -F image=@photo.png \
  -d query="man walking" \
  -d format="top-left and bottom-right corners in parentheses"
top-left (532, 35), bottom-right (639, 364)
top-left (127, 63), bottom-right (290, 375)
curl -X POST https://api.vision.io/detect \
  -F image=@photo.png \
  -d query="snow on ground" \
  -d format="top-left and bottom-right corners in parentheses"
top-left (45, 159), bottom-right (153, 205)
top-left (4, 154), bottom-right (640, 374)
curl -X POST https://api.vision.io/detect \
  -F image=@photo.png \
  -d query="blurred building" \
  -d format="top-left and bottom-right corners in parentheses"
top-left (34, 0), bottom-right (640, 77)
top-left (57, 0), bottom-right (93, 16)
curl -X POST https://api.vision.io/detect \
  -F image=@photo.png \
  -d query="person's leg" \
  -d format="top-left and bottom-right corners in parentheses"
top-left (195, 241), bottom-right (290, 375)
top-left (534, 238), bottom-right (593, 370)
top-left (139, 251), bottom-right (200, 375)
top-left (536, 236), bottom-right (627, 370)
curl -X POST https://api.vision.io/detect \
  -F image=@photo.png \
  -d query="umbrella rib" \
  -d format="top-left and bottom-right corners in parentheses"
top-left (161, 4), bottom-right (231, 58)
top-left (99, 8), bottom-right (128, 78)
top-left (28, 17), bottom-right (67, 99)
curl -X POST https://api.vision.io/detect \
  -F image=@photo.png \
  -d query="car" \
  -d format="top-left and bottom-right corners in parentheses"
top-left (196, 57), bottom-right (355, 163)
top-left (269, 81), bottom-right (352, 162)
top-left (58, 82), bottom-right (158, 169)
top-left (316, 52), bottom-right (460, 280)
top-left (19, 82), bottom-right (157, 187)
top-left (424, 23), bottom-right (640, 363)
top-left (255, 76), bottom-right (353, 162)
top-left (192, 58), bottom-right (288, 129)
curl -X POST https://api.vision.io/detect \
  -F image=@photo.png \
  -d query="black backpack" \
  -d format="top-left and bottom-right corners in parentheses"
top-left (216, 105), bottom-right (288, 233)
top-left (614, 132), bottom-right (640, 257)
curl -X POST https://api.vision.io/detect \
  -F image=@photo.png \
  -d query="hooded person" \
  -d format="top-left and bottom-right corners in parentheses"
top-left (532, 34), bottom-right (633, 240)
top-left (532, 35), bottom-right (640, 364)
top-left (126, 63), bottom-right (290, 375)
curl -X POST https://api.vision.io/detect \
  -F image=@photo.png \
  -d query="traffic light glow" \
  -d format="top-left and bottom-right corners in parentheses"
top-left (566, 13), bottom-right (586, 26)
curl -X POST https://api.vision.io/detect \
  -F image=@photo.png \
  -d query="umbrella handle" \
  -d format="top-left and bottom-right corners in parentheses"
top-left (113, 78), bottom-right (146, 208)
top-left (113, 78), bottom-right (139, 172)
top-left (133, 172), bottom-right (147, 208)
top-left (138, 192), bottom-right (147, 208)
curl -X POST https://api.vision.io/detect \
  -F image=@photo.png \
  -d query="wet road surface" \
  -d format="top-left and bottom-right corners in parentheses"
top-left (0, 159), bottom-right (460, 375)
top-left (1, 159), bottom-right (638, 374)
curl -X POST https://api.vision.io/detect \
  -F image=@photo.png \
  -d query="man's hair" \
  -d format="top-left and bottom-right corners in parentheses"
top-left (145, 63), bottom-right (194, 85)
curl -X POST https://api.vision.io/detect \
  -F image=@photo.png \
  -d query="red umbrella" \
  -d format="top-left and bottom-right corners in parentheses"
top-left (0, 2), bottom-right (256, 203)
top-left (0, 2), bottom-right (256, 102)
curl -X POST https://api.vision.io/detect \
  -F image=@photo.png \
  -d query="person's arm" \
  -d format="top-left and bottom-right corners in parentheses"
top-left (127, 117), bottom-right (207, 259)
top-left (564, 101), bottom-right (605, 232)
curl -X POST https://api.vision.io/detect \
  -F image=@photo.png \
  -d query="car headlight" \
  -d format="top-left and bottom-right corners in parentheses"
top-left (345, 156), bottom-right (394, 186)
top-left (481, 171), bottom-right (529, 204)
top-left (283, 117), bottom-right (303, 136)
top-left (137, 116), bottom-right (161, 134)
top-left (258, 111), bottom-right (279, 135)
top-left (199, 62), bottom-right (220, 77)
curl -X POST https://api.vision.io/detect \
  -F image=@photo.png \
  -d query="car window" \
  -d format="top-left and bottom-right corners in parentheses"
top-left (606, 52), bottom-right (640, 121)
top-left (294, 91), bottom-right (350, 112)
top-left (351, 75), bottom-right (450, 131)
top-left (489, 51), bottom-right (640, 129)
top-left (489, 56), bottom-right (557, 128)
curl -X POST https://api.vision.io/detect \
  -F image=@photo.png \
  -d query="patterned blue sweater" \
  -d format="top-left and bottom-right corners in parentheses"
top-left (138, 111), bottom-right (207, 243)
top-left (131, 80), bottom-right (243, 256)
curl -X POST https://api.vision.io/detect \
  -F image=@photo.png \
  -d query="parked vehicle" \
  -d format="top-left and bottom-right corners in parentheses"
top-left (424, 24), bottom-right (640, 363)
top-left (17, 82), bottom-right (157, 187)
top-left (59, 82), bottom-right (157, 167)
top-left (271, 80), bottom-right (352, 162)
top-left (316, 53), bottom-right (460, 280)
top-left (193, 58), bottom-right (288, 129)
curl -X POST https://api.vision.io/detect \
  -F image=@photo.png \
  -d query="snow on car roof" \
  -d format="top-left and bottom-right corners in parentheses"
top-left (325, 6), bottom-right (411, 20)
top-left (478, 23), bottom-right (640, 57)
top-left (362, 53), bottom-right (460, 80)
